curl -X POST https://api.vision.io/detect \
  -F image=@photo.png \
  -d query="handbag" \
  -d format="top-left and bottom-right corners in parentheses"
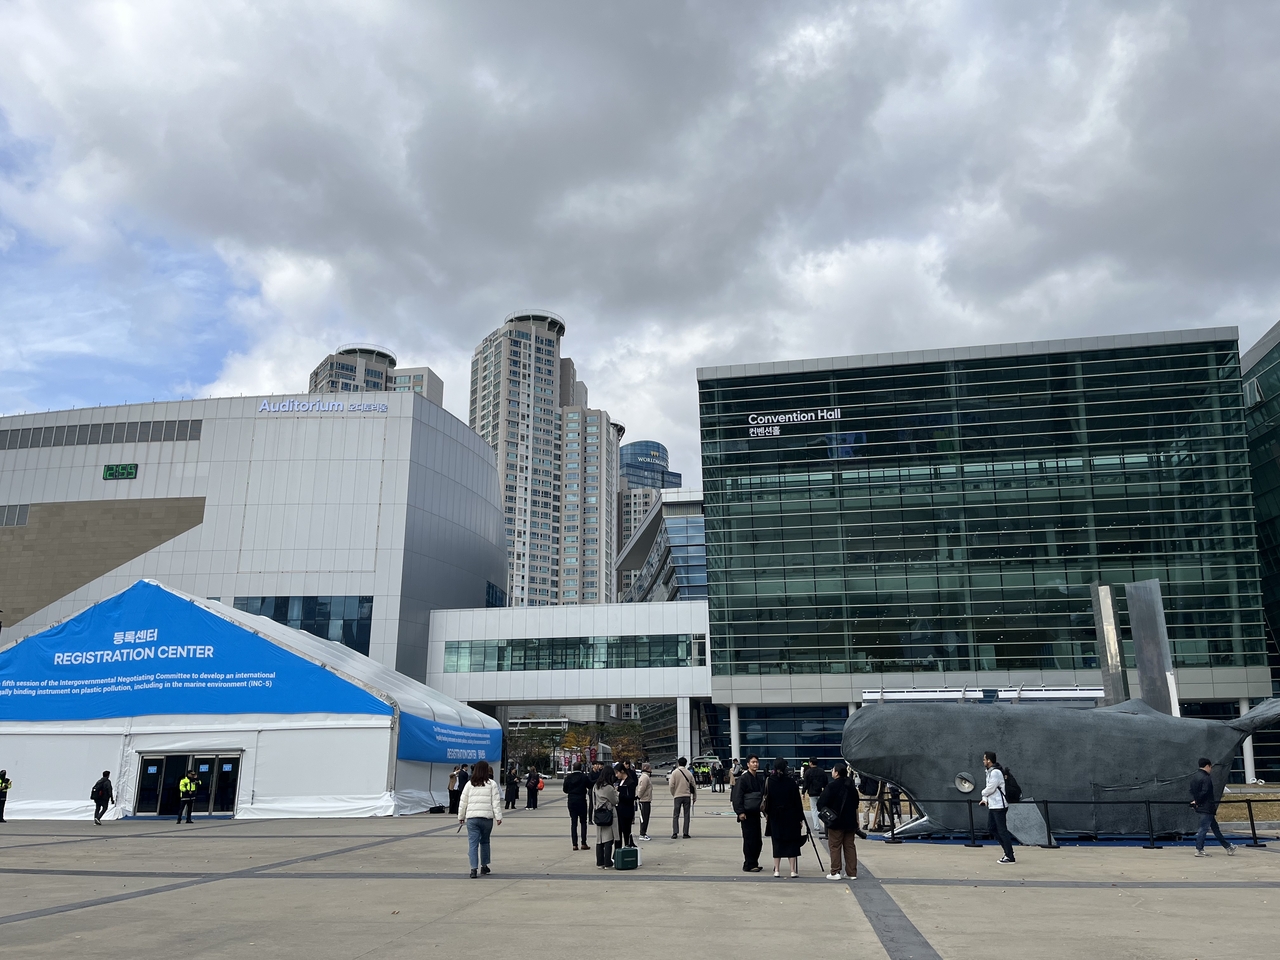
top-left (538, 778), bottom-right (545, 791)
top-left (593, 804), bottom-right (614, 826)
top-left (817, 781), bottom-right (851, 827)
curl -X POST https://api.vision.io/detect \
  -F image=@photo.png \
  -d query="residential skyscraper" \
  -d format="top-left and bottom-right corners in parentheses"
top-left (469, 311), bottom-right (621, 606)
top-left (308, 344), bottom-right (444, 405)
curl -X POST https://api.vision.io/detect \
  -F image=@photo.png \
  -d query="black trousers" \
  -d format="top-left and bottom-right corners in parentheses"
top-left (569, 803), bottom-right (588, 846)
top-left (526, 786), bottom-right (538, 809)
top-left (987, 807), bottom-right (1015, 860)
top-left (0, 795), bottom-right (7, 821)
top-left (638, 801), bottom-right (651, 836)
top-left (740, 813), bottom-right (763, 869)
top-left (93, 800), bottom-right (109, 822)
top-left (448, 789), bottom-right (461, 814)
top-left (596, 840), bottom-right (615, 867)
top-left (618, 811), bottom-right (635, 847)
top-left (178, 798), bottom-right (195, 823)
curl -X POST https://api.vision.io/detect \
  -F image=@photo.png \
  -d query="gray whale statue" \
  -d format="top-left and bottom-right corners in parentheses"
top-left (842, 697), bottom-right (1280, 836)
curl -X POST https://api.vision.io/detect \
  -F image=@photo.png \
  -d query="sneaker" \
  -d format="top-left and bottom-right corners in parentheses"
top-left (1195, 850), bottom-right (1211, 858)
top-left (470, 868), bottom-right (477, 878)
top-left (997, 856), bottom-right (1015, 864)
top-left (826, 872), bottom-right (842, 880)
top-left (1226, 845), bottom-right (1237, 856)
top-left (639, 835), bottom-right (651, 841)
top-left (682, 834), bottom-right (691, 838)
top-left (671, 834), bottom-right (678, 839)
top-left (481, 865), bottom-right (491, 875)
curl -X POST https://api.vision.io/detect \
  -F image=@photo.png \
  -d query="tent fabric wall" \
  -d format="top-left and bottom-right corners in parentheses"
top-left (0, 581), bottom-right (498, 819)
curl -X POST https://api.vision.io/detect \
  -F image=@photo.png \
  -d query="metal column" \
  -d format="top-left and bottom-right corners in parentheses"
top-left (676, 697), bottom-right (693, 761)
top-left (729, 703), bottom-right (741, 761)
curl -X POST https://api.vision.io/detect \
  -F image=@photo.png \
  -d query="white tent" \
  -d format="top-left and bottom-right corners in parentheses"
top-left (0, 580), bottom-right (501, 819)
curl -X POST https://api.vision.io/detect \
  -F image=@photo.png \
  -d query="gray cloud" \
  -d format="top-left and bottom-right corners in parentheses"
top-left (2, 1), bottom-right (1278, 481)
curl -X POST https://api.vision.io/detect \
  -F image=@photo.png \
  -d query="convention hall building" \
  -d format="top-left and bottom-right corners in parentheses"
top-left (696, 327), bottom-right (1275, 778)
top-left (0, 392), bottom-right (507, 681)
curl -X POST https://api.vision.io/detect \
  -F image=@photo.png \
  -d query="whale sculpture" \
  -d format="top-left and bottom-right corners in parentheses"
top-left (842, 697), bottom-right (1280, 836)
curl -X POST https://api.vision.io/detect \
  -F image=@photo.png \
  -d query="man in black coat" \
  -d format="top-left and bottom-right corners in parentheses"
top-left (817, 763), bottom-right (865, 879)
top-left (91, 770), bottom-right (113, 825)
top-left (562, 763), bottom-right (591, 851)
top-left (730, 754), bottom-right (766, 872)
top-left (1190, 757), bottom-right (1236, 857)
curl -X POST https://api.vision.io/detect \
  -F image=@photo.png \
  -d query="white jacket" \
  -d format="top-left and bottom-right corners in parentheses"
top-left (982, 767), bottom-right (1007, 809)
top-left (458, 780), bottom-right (503, 821)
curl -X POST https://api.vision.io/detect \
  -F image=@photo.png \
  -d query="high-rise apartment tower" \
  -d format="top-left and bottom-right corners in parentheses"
top-left (469, 311), bottom-right (622, 606)
top-left (309, 344), bottom-right (444, 405)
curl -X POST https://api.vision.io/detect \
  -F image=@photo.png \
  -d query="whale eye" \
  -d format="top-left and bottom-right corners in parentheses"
top-left (955, 772), bottom-right (976, 793)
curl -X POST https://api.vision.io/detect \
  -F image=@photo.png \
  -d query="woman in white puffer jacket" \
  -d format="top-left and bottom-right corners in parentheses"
top-left (458, 760), bottom-right (503, 878)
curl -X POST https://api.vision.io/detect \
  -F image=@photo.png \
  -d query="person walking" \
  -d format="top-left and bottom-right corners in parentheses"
top-left (458, 760), bottom-right (503, 878)
top-left (731, 754), bottom-right (766, 872)
top-left (802, 757), bottom-right (830, 838)
top-left (979, 751), bottom-right (1016, 864)
top-left (669, 756), bottom-right (697, 838)
top-left (562, 762), bottom-right (592, 851)
top-left (636, 763), bottom-right (654, 840)
top-left (765, 758), bottom-right (806, 877)
top-left (817, 762), bottom-right (862, 879)
top-left (592, 767), bottom-right (620, 868)
top-left (503, 766), bottom-right (520, 810)
top-left (524, 768), bottom-right (541, 810)
top-left (1190, 757), bottom-right (1237, 857)
top-left (0, 770), bottom-right (10, 823)
top-left (177, 769), bottom-right (200, 823)
top-left (90, 770), bottom-right (113, 825)
top-left (615, 763), bottom-right (637, 848)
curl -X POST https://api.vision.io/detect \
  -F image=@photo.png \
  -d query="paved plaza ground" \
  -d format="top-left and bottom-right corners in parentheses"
top-left (1, 786), bottom-right (1277, 960)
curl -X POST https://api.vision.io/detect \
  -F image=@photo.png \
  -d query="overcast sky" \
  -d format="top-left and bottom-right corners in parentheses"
top-left (2, 2), bottom-right (1278, 483)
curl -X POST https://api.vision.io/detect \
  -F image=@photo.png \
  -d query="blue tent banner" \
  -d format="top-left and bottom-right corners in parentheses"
top-left (398, 712), bottom-right (502, 764)
top-left (0, 582), bottom-right (392, 721)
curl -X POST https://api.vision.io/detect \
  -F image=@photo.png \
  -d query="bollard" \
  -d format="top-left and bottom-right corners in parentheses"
top-left (965, 799), bottom-right (982, 847)
top-left (1038, 800), bottom-right (1059, 849)
top-left (1245, 799), bottom-right (1268, 848)
top-left (1142, 799), bottom-right (1161, 849)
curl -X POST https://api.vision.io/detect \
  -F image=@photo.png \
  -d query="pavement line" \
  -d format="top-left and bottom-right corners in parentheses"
top-left (877, 876), bottom-right (1280, 889)
top-left (0, 820), bottom-right (464, 927)
top-left (848, 865), bottom-right (943, 960)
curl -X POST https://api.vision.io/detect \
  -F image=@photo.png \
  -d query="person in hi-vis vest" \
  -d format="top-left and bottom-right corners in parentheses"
top-left (177, 771), bottom-right (200, 824)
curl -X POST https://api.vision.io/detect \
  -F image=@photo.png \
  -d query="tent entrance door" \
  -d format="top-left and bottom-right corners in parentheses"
top-left (133, 754), bottom-right (242, 817)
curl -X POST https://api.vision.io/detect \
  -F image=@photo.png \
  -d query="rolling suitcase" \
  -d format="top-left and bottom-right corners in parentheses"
top-left (613, 846), bottom-right (639, 870)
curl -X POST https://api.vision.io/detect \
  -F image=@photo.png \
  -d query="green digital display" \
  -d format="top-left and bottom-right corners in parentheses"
top-left (103, 463), bottom-right (139, 481)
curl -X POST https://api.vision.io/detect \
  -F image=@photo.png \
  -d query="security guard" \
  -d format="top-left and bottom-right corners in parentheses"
top-left (177, 770), bottom-right (200, 824)
top-left (0, 769), bottom-right (11, 823)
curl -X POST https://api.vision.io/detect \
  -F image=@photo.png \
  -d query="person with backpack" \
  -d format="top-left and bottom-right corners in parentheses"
top-left (979, 750), bottom-right (1017, 864)
top-left (817, 762), bottom-right (863, 879)
top-left (90, 770), bottom-right (113, 825)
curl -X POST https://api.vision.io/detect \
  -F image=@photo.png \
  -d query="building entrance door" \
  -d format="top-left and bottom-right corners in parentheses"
top-left (133, 754), bottom-right (242, 817)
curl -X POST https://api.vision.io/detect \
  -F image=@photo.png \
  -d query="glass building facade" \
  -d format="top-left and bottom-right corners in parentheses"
top-left (443, 633), bottom-right (706, 672)
top-left (621, 510), bottom-right (708, 603)
top-left (620, 440), bottom-right (682, 490)
top-left (233, 595), bottom-right (373, 656)
top-left (699, 331), bottom-right (1266, 681)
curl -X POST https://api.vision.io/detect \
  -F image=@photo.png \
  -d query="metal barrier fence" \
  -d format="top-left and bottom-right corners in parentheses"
top-left (878, 797), bottom-right (1271, 850)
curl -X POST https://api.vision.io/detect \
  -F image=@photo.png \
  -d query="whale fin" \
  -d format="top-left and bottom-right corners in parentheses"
top-left (1227, 698), bottom-right (1280, 736)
